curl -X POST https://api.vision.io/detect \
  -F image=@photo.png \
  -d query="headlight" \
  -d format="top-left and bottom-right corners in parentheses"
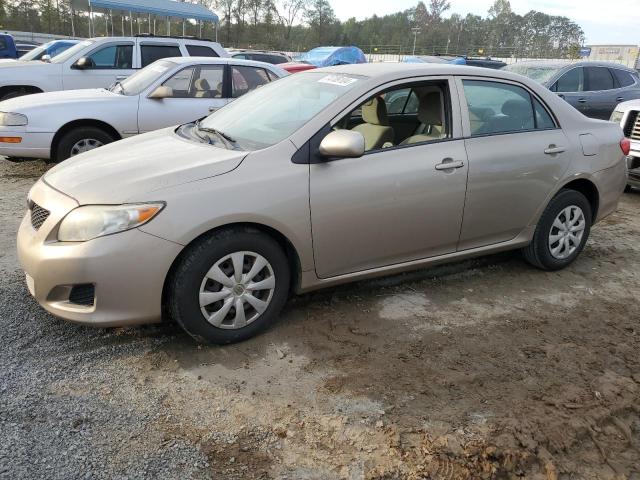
top-left (610, 111), bottom-right (624, 124)
top-left (57, 203), bottom-right (165, 242)
top-left (0, 112), bottom-right (28, 126)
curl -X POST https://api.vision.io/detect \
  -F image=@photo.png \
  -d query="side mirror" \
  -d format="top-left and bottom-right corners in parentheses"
top-left (72, 56), bottom-right (94, 69)
top-left (41, 54), bottom-right (51, 63)
top-left (319, 130), bottom-right (365, 158)
top-left (148, 85), bottom-right (173, 99)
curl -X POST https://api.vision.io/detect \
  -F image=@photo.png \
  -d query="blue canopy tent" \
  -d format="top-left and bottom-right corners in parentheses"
top-left (71, 0), bottom-right (219, 38)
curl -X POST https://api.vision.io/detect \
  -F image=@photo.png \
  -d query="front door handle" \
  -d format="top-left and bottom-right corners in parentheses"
top-left (616, 96), bottom-right (625, 102)
top-left (208, 106), bottom-right (218, 113)
top-left (544, 145), bottom-right (565, 155)
top-left (435, 158), bottom-right (464, 171)
top-left (115, 75), bottom-right (128, 80)
top-left (577, 98), bottom-right (587, 103)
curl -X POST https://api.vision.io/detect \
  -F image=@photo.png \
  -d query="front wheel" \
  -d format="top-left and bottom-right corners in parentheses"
top-left (166, 228), bottom-right (291, 344)
top-left (54, 127), bottom-right (115, 162)
top-left (522, 189), bottom-right (592, 270)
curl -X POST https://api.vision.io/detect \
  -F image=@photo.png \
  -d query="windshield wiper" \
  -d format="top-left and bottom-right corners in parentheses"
top-left (194, 119), bottom-right (236, 148)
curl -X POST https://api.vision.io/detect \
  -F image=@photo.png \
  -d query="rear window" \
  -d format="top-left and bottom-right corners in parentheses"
top-left (186, 45), bottom-right (218, 57)
top-left (141, 44), bottom-right (181, 67)
top-left (612, 69), bottom-right (636, 88)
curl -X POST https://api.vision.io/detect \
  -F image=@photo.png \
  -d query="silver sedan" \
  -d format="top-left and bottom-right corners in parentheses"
top-left (17, 63), bottom-right (627, 343)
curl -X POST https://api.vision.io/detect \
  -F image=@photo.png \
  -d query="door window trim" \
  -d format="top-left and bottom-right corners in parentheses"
top-left (455, 76), bottom-right (561, 139)
top-left (79, 41), bottom-right (134, 70)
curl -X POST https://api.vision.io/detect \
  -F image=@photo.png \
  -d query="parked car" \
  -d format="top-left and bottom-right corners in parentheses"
top-left (0, 35), bottom-right (228, 101)
top-left (281, 46), bottom-right (366, 74)
top-left (610, 99), bottom-right (640, 188)
top-left (0, 39), bottom-right (80, 64)
top-left (0, 57), bottom-right (287, 161)
top-left (229, 49), bottom-right (291, 64)
top-left (503, 60), bottom-right (640, 119)
top-left (15, 41), bottom-right (39, 57)
top-left (0, 33), bottom-right (18, 59)
top-left (18, 63), bottom-right (627, 344)
top-left (403, 55), bottom-right (465, 64)
top-left (463, 57), bottom-right (506, 69)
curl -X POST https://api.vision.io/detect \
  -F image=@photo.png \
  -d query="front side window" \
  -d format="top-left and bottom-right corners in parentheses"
top-left (113, 59), bottom-right (175, 96)
top-left (585, 66), bottom-right (614, 91)
top-left (555, 67), bottom-right (584, 92)
top-left (52, 40), bottom-right (94, 64)
top-left (163, 66), bottom-right (196, 96)
top-left (462, 80), bottom-right (555, 136)
top-left (186, 45), bottom-right (218, 57)
top-left (141, 44), bottom-right (181, 68)
top-left (198, 71), bottom-right (364, 150)
top-left (232, 66), bottom-right (271, 98)
top-left (87, 44), bottom-right (133, 69)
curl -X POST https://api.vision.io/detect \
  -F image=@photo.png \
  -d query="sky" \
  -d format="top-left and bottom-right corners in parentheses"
top-left (330, 0), bottom-right (640, 45)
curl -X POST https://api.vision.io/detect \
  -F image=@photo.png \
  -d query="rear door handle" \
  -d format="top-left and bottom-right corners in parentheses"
top-left (115, 75), bottom-right (128, 80)
top-left (435, 159), bottom-right (464, 170)
top-left (544, 145), bottom-right (565, 155)
top-left (577, 98), bottom-right (587, 103)
top-left (616, 96), bottom-right (625, 102)
top-left (208, 106), bottom-right (218, 113)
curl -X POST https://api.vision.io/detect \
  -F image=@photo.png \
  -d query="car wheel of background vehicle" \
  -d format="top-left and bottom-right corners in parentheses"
top-left (522, 189), bottom-right (592, 271)
top-left (0, 89), bottom-right (26, 101)
top-left (167, 228), bottom-right (291, 344)
top-left (55, 127), bottom-right (115, 162)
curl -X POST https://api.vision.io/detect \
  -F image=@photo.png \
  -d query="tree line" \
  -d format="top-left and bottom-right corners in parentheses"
top-left (0, 0), bottom-right (585, 58)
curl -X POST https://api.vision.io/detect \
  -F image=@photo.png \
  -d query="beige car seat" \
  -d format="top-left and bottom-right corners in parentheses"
top-left (351, 97), bottom-right (394, 151)
top-left (401, 91), bottom-right (445, 144)
top-left (194, 78), bottom-right (212, 98)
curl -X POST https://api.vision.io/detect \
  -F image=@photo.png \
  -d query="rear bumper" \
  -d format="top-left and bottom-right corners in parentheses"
top-left (593, 158), bottom-right (627, 222)
top-left (0, 127), bottom-right (54, 159)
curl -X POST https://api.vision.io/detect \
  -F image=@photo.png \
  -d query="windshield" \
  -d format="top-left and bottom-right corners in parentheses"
top-left (51, 40), bottom-right (94, 64)
top-left (503, 64), bottom-right (563, 84)
top-left (198, 72), bottom-right (365, 150)
top-left (111, 60), bottom-right (175, 95)
top-left (19, 42), bottom-right (51, 61)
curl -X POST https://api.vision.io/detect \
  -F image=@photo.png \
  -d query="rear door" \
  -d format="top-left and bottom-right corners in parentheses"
top-left (457, 77), bottom-right (571, 250)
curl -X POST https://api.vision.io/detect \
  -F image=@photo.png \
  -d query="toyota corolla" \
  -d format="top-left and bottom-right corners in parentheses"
top-left (17, 63), bottom-right (627, 343)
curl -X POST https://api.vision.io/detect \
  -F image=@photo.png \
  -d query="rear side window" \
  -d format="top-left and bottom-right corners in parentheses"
top-left (555, 67), bottom-right (584, 92)
top-left (269, 55), bottom-right (288, 64)
top-left (585, 66), bottom-right (614, 91)
top-left (231, 66), bottom-right (271, 98)
top-left (612, 69), bottom-right (636, 88)
top-left (462, 80), bottom-right (555, 136)
top-left (87, 44), bottom-right (133, 69)
top-left (141, 44), bottom-right (181, 67)
top-left (186, 45), bottom-right (218, 57)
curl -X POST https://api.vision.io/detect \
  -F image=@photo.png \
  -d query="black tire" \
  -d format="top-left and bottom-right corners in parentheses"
top-left (624, 185), bottom-right (633, 193)
top-left (54, 126), bottom-right (115, 162)
top-left (0, 89), bottom-right (27, 101)
top-left (522, 189), bottom-right (592, 271)
top-left (167, 228), bottom-right (291, 344)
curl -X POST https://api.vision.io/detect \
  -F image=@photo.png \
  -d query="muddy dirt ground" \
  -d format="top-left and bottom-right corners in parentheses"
top-left (1, 157), bottom-right (639, 479)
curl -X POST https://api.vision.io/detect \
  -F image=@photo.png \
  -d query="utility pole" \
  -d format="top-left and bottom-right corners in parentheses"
top-left (411, 27), bottom-right (420, 55)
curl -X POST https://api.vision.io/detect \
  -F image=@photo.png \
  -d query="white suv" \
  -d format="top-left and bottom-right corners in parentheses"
top-left (0, 35), bottom-right (228, 100)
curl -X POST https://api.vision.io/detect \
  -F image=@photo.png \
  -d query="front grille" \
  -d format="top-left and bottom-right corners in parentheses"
top-left (30, 202), bottom-right (50, 230)
top-left (68, 284), bottom-right (95, 306)
top-left (625, 110), bottom-right (640, 141)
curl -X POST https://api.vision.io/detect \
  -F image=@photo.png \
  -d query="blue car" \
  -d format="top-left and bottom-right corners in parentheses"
top-left (297, 46), bottom-right (367, 67)
top-left (19, 40), bottom-right (79, 61)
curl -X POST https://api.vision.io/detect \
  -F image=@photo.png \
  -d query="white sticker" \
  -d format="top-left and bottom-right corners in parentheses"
top-left (318, 74), bottom-right (358, 87)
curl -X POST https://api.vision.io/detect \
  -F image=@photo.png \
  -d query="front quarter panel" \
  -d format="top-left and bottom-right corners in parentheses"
top-left (136, 140), bottom-right (314, 272)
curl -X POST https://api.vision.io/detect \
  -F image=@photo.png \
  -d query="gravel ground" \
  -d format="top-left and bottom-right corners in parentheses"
top-left (1, 157), bottom-right (639, 480)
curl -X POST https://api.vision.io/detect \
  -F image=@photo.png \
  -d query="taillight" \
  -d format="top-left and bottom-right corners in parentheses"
top-left (620, 138), bottom-right (630, 156)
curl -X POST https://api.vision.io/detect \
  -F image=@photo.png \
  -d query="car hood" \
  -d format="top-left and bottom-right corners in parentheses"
top-left (0, 88), bottom-right (121, 111)
top-left (44, 127), bottom-right (247, 204)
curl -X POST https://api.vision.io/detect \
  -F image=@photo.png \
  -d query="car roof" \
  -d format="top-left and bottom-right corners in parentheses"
top-left (318, 62), bottom-right (508, 77)
top-left (160, 56), bottom-right (288, 74)
top-left (506, 59), bottom-right (636, 71)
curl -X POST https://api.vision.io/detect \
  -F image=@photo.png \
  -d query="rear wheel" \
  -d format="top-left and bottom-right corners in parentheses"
top-left (522, 189), bottom-right (592, 270)
top-left (54, 127), bottom-right (115, 162)
top-left (167, 228), bottom-right (291, 344)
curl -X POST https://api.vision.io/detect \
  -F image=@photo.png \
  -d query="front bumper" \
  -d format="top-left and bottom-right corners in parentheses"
top-left (17, 180), bottom-right (183, 326)
top-left (0, 126), bottom-right (55, 159)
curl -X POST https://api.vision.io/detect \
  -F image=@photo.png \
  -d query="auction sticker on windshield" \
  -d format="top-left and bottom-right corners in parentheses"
top-left (318, 74), bottom-right (359, 87)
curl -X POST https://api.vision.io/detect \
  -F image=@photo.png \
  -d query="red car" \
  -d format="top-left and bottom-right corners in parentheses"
top-left (279, 62), bottom-right (317, 74)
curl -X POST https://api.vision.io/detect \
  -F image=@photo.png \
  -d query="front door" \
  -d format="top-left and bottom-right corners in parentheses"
top-left (63, 42), bottom-right (135, 90)
top-left (310, 78), bottom-right (468, 278)
top-left (457, 78), bottom-right (572, 250)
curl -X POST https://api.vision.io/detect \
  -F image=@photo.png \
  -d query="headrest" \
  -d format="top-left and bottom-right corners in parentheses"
top-left (361, 97), bottom-right (389, 126)
top-left (195, 78), bottom-right (210, 91)
top-left (417, 91), bottom-right (443, 125)
top-left (501, 98), bottom-right (530, 118)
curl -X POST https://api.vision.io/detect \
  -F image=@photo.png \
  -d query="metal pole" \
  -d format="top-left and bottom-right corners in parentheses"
top-left (105, 11), bottom-right (108, 35)
top-left (198, 20), bottom-right (202, 38)
top-left (182, 20), bottom-right (185, 36)
top-left (70, 6), bottom-right (75, 37)
top-left (89, 4), bottom-right (93, 37)
top-left (110, 10), bottom-right (114, 36)
top-left (153, 19), bottom-right (156, 35)
top-left (121, 15), bottom-right (124, 35)
top-left (167, 17), bottom-right (170, 36)
top-left (148, 13), bottom-right (151, 34)
top-left (130, 11), bottom-right (133, 36)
